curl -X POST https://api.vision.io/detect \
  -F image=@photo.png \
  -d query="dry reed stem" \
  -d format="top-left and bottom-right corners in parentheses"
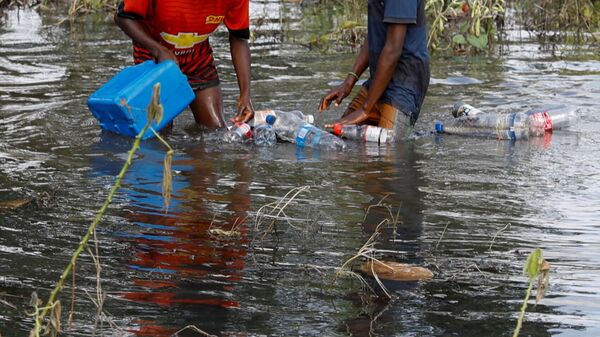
top-left (171, 325), bottom-right (217, 337)
top-left (254, 186), bottom-right (311, 239)
top-left (362, 194), bottom-right (391, 223)
top-left (434, 222), bottom-right (450, 251)
top-left (208, 216), bottom-right (246, 238)
top-left (488, 223), bottom-right (511, 251)
top-left (334, 220), bottom-right (392, 298)
top-left (150, 127), bottom-right (174, 213)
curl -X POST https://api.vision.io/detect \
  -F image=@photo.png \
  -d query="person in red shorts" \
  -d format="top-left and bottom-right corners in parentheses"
top-left (114, 0), bottom-right (254, 129)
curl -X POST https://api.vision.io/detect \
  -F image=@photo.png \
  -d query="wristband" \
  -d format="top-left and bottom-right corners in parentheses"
top-left (347, 71), bottom-right (360, 80)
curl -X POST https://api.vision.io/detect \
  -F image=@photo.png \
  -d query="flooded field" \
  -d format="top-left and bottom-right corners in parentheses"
top-left (1, 2), bottom-right (600, 336)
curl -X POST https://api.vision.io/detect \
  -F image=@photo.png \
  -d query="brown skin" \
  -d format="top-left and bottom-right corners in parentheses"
top-left (114, 15), bottom-right (253, 129)
top-left (320, 23), bottom-right (407, 128)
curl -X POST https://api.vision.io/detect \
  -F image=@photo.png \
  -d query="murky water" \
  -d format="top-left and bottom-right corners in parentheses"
top-left (1, 3), bottom-right (600, 336)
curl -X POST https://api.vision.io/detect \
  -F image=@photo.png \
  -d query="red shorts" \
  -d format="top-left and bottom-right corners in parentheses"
top-left (133, 41), bottom-right (219, 91)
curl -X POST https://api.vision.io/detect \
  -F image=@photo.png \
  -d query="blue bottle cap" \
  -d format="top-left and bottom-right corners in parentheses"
top-left (434, 121), bottom-right (444, 133)
top-left (266, 114), bottom-right (276, 125)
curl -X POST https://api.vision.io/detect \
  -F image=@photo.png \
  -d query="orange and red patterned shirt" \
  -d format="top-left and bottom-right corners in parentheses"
top-left (117, 0), bottom-right (250, 89)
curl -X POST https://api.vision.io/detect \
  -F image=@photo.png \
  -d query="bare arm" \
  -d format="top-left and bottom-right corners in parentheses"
top-left (114, 14), bottom-right (177, 63)
top-left (362, 24), bottom-right (406, 112)
top-left (319, 39), bottom-right (369, 112)
top-left (230, 34), bottom-right (254, 122)
top-left (325, 23), bottom-right (407, 126)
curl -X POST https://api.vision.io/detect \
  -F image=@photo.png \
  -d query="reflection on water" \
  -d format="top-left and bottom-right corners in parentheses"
top-left (1, 4), bottom-right (600, 337)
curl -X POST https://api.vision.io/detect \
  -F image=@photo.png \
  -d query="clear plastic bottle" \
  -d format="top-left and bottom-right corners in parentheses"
top-left (451, 102), bottom-right (485, 118)
top-left (435, 104), bottom-right (577, 140)
top-left (294, 123), bottom-right (346, 150)
top-left (332, 124), bottom-right (395, 144)
top-left (222, 122), bottom-right (252, 143)
top-left (252, 109), bottom-right (314, 129)
top-left (254, 115), bottom-right (277, 146)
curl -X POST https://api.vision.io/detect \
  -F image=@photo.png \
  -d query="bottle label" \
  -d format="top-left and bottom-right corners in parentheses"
top-left (296, 124), bottom-right (312, 148)
top-left (363, 126), bottom-right (382, 143)
top-left (311, 128), bottom-right (321, 147)
top-left (236, 123), bottom-right (252, 140)
top-left (531, 111), bottom-right (553, 131)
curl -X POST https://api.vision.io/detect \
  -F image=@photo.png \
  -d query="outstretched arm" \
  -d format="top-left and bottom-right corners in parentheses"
top-left (229, 35), bottom-right (253, 123)
top-left (319, 40), bottom-right (370, 112)
top-left (326, 23), bottom-right (407, 126)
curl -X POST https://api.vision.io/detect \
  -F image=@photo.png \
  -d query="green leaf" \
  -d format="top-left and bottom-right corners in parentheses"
top-left (459, 20), bottom-right (470, 33)
top-left (340, 20), bottom-right (359, 29)
top-left (523, 248), bottom-right (543, 280)
top-left (466, 33), bottom-right (488, 49)
top-left (452, 34), bottom-right (467, 45)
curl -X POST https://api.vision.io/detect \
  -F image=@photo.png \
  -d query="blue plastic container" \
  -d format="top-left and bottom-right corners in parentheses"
top-left (87, 60), bottom-right (195, 139)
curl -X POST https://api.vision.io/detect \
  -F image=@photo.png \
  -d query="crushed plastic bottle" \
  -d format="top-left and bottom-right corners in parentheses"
top-left (332, 124), bottom-right (395, 144)
top-left (222, 122), bottom-right (252, 143)
top-left (254, 115), bottom-right (277, 146)
top-left (435, 104), bottom-right (577, 140)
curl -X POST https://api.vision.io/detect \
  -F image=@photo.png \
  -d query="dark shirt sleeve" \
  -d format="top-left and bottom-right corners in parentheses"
top-left (384, 0), bottom-right (418, 24)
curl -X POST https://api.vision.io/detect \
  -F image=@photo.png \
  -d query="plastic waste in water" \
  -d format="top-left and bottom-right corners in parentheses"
top-left (252, 109), bottom-right (314, 129)
top-left (222, 122), bottom-right (252, 143)
top-left (435, 103), bottom-right (577, 140)
top-left (254, 115), bottom-right (277, 146)
top-left (451, 103), bottom-right (485, 118)
top-left (332, 124), bottom-right (395, 144)
top-left (294, 124), bottom-right (346, 150)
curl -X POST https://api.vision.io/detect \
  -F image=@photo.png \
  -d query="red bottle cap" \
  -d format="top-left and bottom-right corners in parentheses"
top-left (332, 123), bottom-right (343, 136)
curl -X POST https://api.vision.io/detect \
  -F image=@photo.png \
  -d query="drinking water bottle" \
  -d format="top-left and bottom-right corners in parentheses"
top-left (253, 109), bottom-right (314, 129)
top-left (436, 104), bottom-right (577, 140)
top-left (332, 124), bottom-right (395, 144)
top-left (294, 124), bottom-right (346, 150)
top-left (451, 102), bottom-right (485, 118)
top-left (254, 115), bottom-right (277, 146)
top-left (222, 122), bottom-right (252, 143)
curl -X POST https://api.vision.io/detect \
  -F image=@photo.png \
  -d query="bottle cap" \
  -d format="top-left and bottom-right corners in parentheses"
top-left (265, 114), bottom-right (276, 125)
top-left (306, 115), bottom-right (314, 124)
top-left (434, 121), bottom-right (444, 133)
top-left (332, 123), bottom-right (343, 136)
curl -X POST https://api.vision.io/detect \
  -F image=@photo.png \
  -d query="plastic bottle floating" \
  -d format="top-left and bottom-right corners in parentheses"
top-left (254, 115), bottom-right (277, 146)
top-left (333, 124), bottom-right (396, 144)
top-left (294, 124), bottom-right (346, 151)
top-left (435, 103), bottom-right (578, 140)
top-left (223, 122), bottom-right (252, 143)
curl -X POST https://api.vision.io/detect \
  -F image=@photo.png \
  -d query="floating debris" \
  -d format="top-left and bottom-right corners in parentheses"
top-left (359, 260), bottom-right (434, 281)
top-left (0, 198), bottom-right (31, 211)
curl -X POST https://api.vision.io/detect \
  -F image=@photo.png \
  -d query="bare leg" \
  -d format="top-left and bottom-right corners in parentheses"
top-left (189, 85), bottom-right (226, 129)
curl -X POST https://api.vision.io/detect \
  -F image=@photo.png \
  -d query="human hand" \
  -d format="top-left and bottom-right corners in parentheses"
top-left (154, 46), bottom-right (178, 65)
top-left (324, 108), bottom-right (369, 129)
top-left (231, 95), bottom-right (254, 123)
top-left (318, 80), bottom-right (353, 112)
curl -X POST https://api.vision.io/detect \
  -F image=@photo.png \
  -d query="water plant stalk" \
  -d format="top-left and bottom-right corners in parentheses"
top-left (32, 121), bottom-right (150, 336)
top-left (32, 83), bottom-right (168, 336)
top-left (512, 248), bottom-right (546, 337)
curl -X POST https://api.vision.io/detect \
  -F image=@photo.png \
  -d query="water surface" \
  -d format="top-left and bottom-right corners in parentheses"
top-left (1, 4), bottom-right (600, 336)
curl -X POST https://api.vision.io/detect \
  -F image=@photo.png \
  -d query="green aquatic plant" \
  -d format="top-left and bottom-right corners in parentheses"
top-left (30, 83), bottom-right (174, 336)
top-left (512, 248), bottom-right (551, 337)
top-left (426, 0), bottom-right (505, 53)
